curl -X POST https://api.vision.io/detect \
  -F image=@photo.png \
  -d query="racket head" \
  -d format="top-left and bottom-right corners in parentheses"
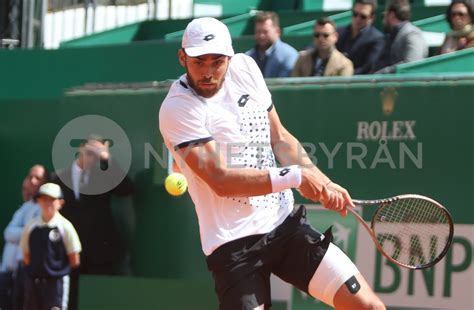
top-left (364, 194), bottom-right (453, 269)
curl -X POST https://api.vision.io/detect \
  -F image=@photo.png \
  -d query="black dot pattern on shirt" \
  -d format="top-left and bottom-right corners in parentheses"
top-left (225, 98), bottom-right (293, 211)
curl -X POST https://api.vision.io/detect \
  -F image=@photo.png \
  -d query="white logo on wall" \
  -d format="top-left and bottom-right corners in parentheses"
top-left (332, 222), bottom-right (351, 252)
top-left (52, 115), bottom-right (132, 195)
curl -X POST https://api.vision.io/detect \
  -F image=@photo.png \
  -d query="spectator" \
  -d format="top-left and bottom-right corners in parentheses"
top-left (246, 11), bottom-right (299, 77)
top-left (374, 0), bottom-right (428, 73)
top-left (52, 135), bottom-right (134, 310)
top-left (337, 0), bottom-right (385, 74)
top-left (21, 178), bottom-right (33, 202)
top-left (292, 18), bottom-right (354, 77)
top-left (20, 183), bottom-right (81, 310)
top-left (440, 0), bottom-right (474, 54)
top-left (1, 165), bottom-right (47, 310)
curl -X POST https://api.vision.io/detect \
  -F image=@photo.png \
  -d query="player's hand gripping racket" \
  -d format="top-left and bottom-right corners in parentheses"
top-left (348, 194), bottom-right (454, 269)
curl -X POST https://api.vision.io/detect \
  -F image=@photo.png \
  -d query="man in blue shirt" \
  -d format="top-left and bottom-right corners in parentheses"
top-left (246, 11), bottom-right (299, 78)
top-left (336, 0), bottom-right (385, 74)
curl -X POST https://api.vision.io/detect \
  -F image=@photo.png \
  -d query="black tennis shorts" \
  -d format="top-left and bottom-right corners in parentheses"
top-left (206, 205), bottom-right (333, 310)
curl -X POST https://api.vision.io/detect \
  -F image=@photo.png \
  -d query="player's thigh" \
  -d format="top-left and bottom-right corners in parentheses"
top-left (308, 243), bottom-right (384, 309)
top-left (271, 224), bottom-right (331, 294)
top-left (217, 270), bottom-right (271, 310)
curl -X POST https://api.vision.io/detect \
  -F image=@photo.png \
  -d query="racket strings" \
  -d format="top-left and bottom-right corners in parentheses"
top-left (373, 198), bottom-right (451, 268)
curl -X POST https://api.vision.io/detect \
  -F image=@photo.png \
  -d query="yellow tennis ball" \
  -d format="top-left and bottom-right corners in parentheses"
top-left (164, 173), bottom-right (188, 196)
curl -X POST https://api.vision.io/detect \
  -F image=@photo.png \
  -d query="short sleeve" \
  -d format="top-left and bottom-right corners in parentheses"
top-left (159, 92), bottom-right (213, 150)
top-left (231, 54), bottom-right (273, 111)
top-left (63, 221), bottom-right (82, 254)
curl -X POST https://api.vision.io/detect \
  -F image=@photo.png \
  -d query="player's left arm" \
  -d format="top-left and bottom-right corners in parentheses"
top-left (268, 106), bottom-right (354, 215)
top-left (68, 253), bottom-right (80, 268)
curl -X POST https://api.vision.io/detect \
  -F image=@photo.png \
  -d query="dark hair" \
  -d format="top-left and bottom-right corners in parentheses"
top-left (29, 165), bottom-right (50, 202)
top-left (315, 17), bottom-right (337, 31)
top-left (354, 0), bottom-right (378, 16)
top-left (446, 0), bottom-right (474, 29)
top-left (29, 164), bottom-right (50, 182)
top-left (254, 11), bottom-right (280, 28)
top-left (386, 0), bottom-right (412, 21)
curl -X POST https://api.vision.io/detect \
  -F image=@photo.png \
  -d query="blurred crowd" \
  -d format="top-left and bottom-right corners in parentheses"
top-left (246, 0), bottom-right (473, 78)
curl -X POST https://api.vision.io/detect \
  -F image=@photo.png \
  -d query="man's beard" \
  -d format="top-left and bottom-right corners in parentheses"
top-left (187, 73), bottom-right (225, 98)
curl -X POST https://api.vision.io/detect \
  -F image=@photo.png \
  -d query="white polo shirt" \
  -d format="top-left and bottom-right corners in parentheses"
top-left (159, 53), bottom-right (294, 255)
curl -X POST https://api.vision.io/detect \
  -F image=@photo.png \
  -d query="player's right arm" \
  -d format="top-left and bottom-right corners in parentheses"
top-left (175, 140), bottom-right (273, 197)
top-left (19, 221), bottom-right (31, 265)
top-left (159, 90), bottom-right (298, 198)
top-left (23, 252), bottom-right (30, 265)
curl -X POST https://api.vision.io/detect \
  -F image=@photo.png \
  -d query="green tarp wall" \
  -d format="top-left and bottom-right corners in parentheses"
top-left (1, 74), bottom-right (472, 308)
top-left (1, 74), bottom-right (472, 267)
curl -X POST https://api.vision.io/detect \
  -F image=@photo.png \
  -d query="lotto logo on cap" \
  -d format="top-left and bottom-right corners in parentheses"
top-left (182, 17), bottom-right (234, 57)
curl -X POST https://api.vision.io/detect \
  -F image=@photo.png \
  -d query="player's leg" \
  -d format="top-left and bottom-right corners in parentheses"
top-left (270, 205), bottom-right (384, 309)
top-left (307, 243), bottom-right (385, 310)
top-left (23, 276), bottom-right (38, 310)
top-left (206, 234), bottom-right (273, 310)
top-left (43, 276), bottom-right (68, 310)
top-left (215, 269), bottom-right (271, 310)
top-left (332, 273), bottom-right (384, 310)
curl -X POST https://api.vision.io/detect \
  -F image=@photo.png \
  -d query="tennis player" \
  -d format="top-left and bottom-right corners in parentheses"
top-left (159, 17), bottom-right (385, 310)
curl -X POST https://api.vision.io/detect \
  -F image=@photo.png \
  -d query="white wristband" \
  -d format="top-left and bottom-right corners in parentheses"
top-left (268, 165), bottom-right (302, 193)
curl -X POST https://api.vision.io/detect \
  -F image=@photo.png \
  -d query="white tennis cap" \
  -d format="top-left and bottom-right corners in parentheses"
top-left (37, 183), bottom-right (63, 199)
top-left (182, 17), bottom-right (234, 57)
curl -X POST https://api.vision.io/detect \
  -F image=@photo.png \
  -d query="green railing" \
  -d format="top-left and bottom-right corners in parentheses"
top-left (396, 47), bottom-right (474, 73)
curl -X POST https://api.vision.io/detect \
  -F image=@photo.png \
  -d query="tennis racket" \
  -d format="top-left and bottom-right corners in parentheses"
top-left (348, 194), bottom-right (454, 269)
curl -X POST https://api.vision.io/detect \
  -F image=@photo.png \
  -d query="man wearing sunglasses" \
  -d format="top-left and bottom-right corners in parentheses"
top-left (373, 0), bottom-right (428, 73)
top-left (336, 0), bottom-right (385, 74)
top-left (292, 18), bottom-right (353, 77)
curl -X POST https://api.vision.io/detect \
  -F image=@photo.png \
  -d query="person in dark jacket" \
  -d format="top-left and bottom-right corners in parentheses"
top-left (336, 0), bottom-right (385, 74)
top-left (52, 135), bottom-right (134, 310)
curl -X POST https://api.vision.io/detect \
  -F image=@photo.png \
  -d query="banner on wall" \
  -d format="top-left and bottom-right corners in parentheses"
top-left (289, 205), bottom-right (474, 310)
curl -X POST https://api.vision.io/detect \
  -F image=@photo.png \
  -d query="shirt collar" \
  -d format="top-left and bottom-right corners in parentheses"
top-left (73, 161), bottom-right (82, 175)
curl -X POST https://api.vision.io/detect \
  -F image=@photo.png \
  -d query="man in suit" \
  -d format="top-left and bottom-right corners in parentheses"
top-left (337, 0), bottom-right (385, 74)
top-left (292, 17), bottom-right (354, 77)
top-left (52, 136), bottom-right (134, 310)
top-left (246, 11), bottom-right (299, 78)
top-left (374, 0), bottom-right (428, 73)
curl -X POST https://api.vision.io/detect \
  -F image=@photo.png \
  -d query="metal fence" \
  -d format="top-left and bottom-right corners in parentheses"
top-left (1, 0), bottom-right (193, 49)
